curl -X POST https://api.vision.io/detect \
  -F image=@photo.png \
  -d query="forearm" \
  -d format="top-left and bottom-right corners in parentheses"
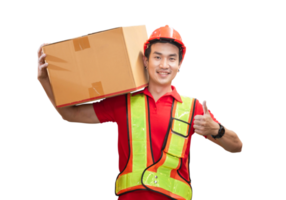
top-left (38, 77), bottom-right (76, 121)
top-left (215, 128), bottom-right (242, 153)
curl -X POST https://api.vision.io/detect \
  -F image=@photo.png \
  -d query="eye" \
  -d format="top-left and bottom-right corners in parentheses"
top-left (155, 56), bottom-right (161, 59)
top-left (170, 57), bottom-right (176, 61)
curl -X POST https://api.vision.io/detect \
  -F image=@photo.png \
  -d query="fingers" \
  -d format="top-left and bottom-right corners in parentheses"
top-left (37, 41), bottom-right (53, 59)
top-left (194, 115), bottom-right (204, 120)
top-left (38, 53), bottom-right (47, 65)
top-left (37, 44), bottom-right (49, 80)
top-left (39, 63), bottom-right (48, 71)
top-left (38, 43), bottom-right (50, 67)
top-left (194, 119), bottom-right (205, 126)
top-left (37, 43), bottom-right (43, 59)
top-left (194, 115), bottom-right (206, 129)
top-left (37, 41), bottom-right (45, 59)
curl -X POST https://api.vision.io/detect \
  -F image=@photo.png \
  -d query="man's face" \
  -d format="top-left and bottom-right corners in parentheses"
top-left (143, 42), bottom-right (181, 87)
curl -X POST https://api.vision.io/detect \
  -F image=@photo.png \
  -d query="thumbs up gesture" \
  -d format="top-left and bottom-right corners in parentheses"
top-left (193, 101), bottom-right (220, 136)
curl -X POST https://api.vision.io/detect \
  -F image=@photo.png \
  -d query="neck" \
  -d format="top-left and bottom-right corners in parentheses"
top-left (148, 81), bottom-right (172, 102)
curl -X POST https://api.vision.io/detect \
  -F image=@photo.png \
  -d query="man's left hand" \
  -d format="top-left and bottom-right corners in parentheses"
top-left (193, 101), bottom-right (220, 136)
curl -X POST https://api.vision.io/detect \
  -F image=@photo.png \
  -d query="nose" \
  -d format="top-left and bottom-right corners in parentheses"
top-left (160, 58), bottom-right (168, 69)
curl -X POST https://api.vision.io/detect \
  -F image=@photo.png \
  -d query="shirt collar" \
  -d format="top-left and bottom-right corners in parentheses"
top-left (133, 85), bottom-right (183, 103)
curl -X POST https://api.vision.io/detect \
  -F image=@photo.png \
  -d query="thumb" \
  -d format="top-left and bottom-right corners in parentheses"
top-left (203, 101), bottom-right (210, 115)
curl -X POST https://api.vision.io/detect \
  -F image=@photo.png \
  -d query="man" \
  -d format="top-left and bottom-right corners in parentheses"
top-left (38, 25), bottom-right (242, 200)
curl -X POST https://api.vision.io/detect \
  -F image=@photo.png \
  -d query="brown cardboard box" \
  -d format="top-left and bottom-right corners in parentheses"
top-left (43, 25), bottom-right (148, 107)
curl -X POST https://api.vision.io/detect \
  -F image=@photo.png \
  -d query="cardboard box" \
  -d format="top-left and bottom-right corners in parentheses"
top-left (43, 25), bottom-right (148, 107)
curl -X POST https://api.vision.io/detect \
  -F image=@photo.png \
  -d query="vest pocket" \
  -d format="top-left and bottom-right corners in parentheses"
top-left (171, 118), bottom-right (190, 138)
top-left (164, 118), bottom-right (190, 158)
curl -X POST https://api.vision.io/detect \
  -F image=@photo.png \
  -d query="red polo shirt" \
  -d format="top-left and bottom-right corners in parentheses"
top-left (93, 86), bottom-right (219, 200)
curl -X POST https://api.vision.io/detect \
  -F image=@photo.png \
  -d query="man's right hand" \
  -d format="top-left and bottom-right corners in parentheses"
top-left (37, 43), bottom-right (49, 80)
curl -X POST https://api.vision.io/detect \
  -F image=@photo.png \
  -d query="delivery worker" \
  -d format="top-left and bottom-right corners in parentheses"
top-left (37, 25), bottom-right (242, 200)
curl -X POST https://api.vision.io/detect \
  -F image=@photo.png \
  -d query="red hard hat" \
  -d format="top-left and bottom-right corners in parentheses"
top-left (144, 25), bottom-right (186, 62)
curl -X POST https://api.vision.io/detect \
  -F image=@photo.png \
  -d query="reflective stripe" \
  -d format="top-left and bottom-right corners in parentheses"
top-left (130, 94), bottom-right (147, 171)
top-left (116, 94), bottom-right (195, 200)
top-left (116, 94), bottom-right (148, 195)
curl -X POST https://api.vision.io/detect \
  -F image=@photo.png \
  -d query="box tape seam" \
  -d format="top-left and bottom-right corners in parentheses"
top-left (73, 36), bottom-right (91, 51)
top-left (88, 81), bottom-right (104, 98)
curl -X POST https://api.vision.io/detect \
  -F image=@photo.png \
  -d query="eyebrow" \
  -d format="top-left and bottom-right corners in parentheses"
top-left (153, 51), bottom-right (178, 57)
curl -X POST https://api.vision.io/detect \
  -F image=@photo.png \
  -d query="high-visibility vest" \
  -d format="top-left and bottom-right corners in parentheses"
top-left (115, 93), bottom-right (196, 200)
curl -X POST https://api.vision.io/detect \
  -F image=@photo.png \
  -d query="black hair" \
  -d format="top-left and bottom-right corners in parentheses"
top-left (144, 39), bottom-right (183, 64)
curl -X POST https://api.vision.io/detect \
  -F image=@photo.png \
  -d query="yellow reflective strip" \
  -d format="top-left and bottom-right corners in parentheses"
top-left (172, 180), bottom-right (192, 200)
top-left (116, 94), bottom-right (148, 194)
top-left (143, 170), bottom-right (192, 200)
top-left (162, 153), bottom-right (179, 169)
top-left (116, 171), bottom-right (143, 193)
top-left (168, 134), bottom-right (186, 157)
top-left (130, 94), bottom-right (147, 171)
top-left (168, 97), bottom-right (193, 157)
top-left (175, 96), bottom-right (192, 122)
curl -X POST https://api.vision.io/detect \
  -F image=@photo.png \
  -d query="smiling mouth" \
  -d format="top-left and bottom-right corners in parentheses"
top-left (157, 71), bottom-right (170, 75)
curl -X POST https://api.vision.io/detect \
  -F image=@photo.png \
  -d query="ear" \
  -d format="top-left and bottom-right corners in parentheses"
top-left (143, 56), bottom-right (148, 69)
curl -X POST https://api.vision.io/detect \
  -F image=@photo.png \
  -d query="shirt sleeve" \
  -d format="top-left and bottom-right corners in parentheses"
top-left (194, 99), bottom-right (220, 138)
top-left (92, 95), bottom-right (125, 123)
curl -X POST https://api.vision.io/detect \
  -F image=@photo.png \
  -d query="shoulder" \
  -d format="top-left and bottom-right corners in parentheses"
top-left (93, 93), bottom-right (128, 112)
top-left (98, 93), bottom-right (127, 103)
top-left (92, 93), bottom-right (129, 123)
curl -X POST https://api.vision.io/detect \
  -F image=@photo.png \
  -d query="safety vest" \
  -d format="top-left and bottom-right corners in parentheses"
top-left (115, 93), bottom-right (196, 200)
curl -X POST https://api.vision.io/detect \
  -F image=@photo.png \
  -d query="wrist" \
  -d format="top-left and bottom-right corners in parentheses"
top-left (211, 124), bottom-right (225, 139)
top-left (210, 122), bottom-right (220, 136)
top-left (38, 78), bottom-right (51, 90)
top-left (38, 76), bottom-right (50, 84)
